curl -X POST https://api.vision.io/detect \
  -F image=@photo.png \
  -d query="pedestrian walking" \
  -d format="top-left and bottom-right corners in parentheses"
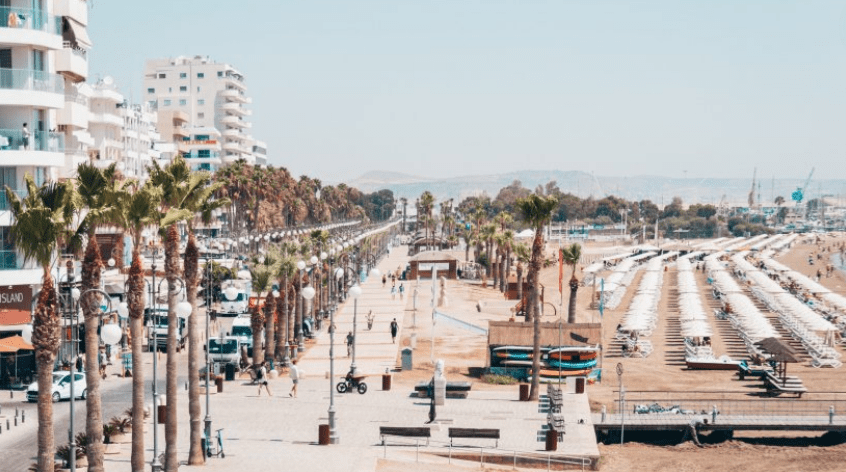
top-left (75, 355), bottom-right (84, 373)
top-left (390, 285), bottom-right (396, 300)
top-left (382, 274), bottom-right (387, 287)
top-left (399, 283), bottom-right (405, 299)
top-left (390, 318), bottom-right (398, 344)
top-left (346, 331), bottom-right (354, 356)
top-left (366, 310), bottom-right (375, 330)
top-left (257, 361), bottom-right (272, 396)
top-left (289, 359), bottom-right (301, 398)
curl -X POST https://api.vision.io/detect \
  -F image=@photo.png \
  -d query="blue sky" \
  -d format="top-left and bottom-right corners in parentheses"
top-left (89, 1), bottom-right (846, 183)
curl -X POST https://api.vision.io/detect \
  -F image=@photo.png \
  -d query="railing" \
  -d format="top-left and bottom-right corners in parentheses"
top-left (608, 390), bottom-right (846, 417)
top-left (0, 6), bottom-right (60, 34)
top-left (65, 89), bottom-right (88, 105)
top-left (62, 40), bottom-right (88, 58)
top-left (0, 129), bottom-right (65, 152)
top-left (0, 69), bottom-right (64, 94)
top-left (0, 250), bottom-right (18, 270)
top-left (182, 152), bottom-right (221, 159)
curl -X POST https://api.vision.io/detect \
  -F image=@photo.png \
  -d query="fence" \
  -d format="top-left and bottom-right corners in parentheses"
top-left (609, 390), bottom-right (846, 418)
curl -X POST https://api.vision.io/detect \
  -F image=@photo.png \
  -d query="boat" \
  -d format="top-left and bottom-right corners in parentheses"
top-left (685, 355), bottom-right (741, 370)
top-left (492, 345), bottom-right (545, 360)
top-left (546, 358), bottom-right (598, 370)
top-left (546, 346), bottom-right (599, 361)
top-left (532, 368), bottom-right (593, 378)
top-left (500, 359), bottom-right (534, 367)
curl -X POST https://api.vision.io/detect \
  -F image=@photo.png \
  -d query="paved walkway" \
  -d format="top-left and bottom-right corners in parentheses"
top-left (297, 246), bottom-right (411, 378)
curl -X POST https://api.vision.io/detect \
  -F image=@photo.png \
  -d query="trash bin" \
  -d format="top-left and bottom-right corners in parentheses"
top-left (575, 377), bottom-right (585, 394)
top-left (545, 429), bottom-right (558, 451)
top-left (215, 376), bottom-right (223, 393)
top-left (157, 405), bottom-right (167, 424)
top-left (401, 348), bottom-right (413, 371)
top-left (225, 363), bottom-right (236, 381)
top-left (382, 374), bottom-right (392, 391)
top-left (318, 424), bottom-right (330, 445)
top-left (519, 383), bottom-right (530, 401)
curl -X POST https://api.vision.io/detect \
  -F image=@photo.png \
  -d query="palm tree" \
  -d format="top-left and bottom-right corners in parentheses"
top-left (419, 191), bottom-right (435, 250)
top-left (147, 156), bottom-right (204, 471)
top-left (6, 175), bottom-right (74, 472)
top-left (561, 243), bottom-right (583, 324)
top-left (74, 162), bottom-right (121, 472)
top-left (516, 194), bottom-right (557, 401)
top-left (179, 175), bottom-right (227, 466)
top-left (513, 242), bottom-right (530, 308)
top-left (112, 180), bottom-right (160, 471)
top-left (250, 265), bottom-right (273, 365)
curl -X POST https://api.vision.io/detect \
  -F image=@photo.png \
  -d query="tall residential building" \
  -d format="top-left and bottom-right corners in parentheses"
top-left (88, 77), bottom-right (160, 181)
top-left (0, 0), bottom-right (91, 285)
top-left (143, 55), bottom-right (262, 170)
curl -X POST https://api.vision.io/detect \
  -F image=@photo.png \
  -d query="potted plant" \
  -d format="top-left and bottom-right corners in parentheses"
top-left (109, 416), bottom-right (132, 442)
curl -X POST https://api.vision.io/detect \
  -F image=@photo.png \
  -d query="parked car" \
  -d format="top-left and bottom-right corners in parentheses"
top-left (27, 371), bottom-right (87, 403)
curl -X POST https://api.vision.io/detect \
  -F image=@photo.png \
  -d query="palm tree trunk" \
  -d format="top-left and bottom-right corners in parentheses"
top-left (34, 270), bottom-right (59, 472)
top-left (127, 249), bottom-right (145, 472)
top-left (568, 277), bottom-right (579, 324)
top-left (164, 224), bottom-right (180, 472)
top-left (528, 233), bottom-right (543, 401)
top-left (81, 236), bottom-right (105, 472)
top-left (184, 233), bottom-right (203, 465)
top-left (265, 291), bottom-right (276, 363)
top-left (516, 263), bottom-right (523, 307)
top-left (275, 296), bottom-right (285, 361)
top-left (251, 297), bottom-right (265, 366)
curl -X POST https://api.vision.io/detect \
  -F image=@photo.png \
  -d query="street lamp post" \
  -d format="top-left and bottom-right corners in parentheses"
top-left (328, 266), bottom-right (344, 444)
top-left (61, 260), bottom-right (79, 472)
top-left (348, 285), bottom-right (362, 375)
top-left (309, 255), bottom-right (319, 329)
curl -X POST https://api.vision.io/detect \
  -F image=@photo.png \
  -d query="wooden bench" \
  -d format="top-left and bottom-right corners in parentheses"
top-left (379, 426), bottom-right (431, 445)
top-left (448, 428), bottom-right (500, 447)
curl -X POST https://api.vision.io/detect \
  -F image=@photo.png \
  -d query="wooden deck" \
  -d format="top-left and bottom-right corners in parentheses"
top-left (593, 413), bottom-right (846, 432)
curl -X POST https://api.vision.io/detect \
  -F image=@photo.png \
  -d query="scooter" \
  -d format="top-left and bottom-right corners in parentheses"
top-left (205, 428), bottom-right (225, 458)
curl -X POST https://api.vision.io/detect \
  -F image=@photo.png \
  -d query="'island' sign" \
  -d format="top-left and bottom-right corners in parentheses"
top-left (0, 285), bottom-right (32, 312)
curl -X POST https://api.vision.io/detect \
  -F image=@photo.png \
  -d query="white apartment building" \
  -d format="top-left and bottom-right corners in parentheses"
top-left (0, 0), bottom-right (91, 284)
top-left (143, 55), bottom-right (262, 170)
top-left (88, 77), bottom-right (160, 181)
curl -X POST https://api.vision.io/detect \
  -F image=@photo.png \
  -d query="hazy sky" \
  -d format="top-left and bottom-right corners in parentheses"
top-left (89, 1), bottom-right (846, 183)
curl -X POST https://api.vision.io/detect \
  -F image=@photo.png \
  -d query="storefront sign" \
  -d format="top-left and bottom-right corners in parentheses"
top-left (0, 285), bottom-right (33, 312)
top-left (419, 263), bottom-right (450, 272)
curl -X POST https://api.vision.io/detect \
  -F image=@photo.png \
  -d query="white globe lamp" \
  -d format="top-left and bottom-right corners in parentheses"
top-left (101, 323), bottom-right (122, 346)
top-left (176, 301), bottom-right (192, 318)
top-left (349, 285), bottom-right (362, 299)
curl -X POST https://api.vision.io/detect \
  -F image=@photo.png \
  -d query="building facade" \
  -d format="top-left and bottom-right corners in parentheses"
top-left (143, 55), bottom-right (263, 170)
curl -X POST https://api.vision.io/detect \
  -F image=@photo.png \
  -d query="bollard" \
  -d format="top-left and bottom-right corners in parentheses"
top-left (712, 405), bottom-right (718, 424)
top-left (601, 405), bottom-right (607, 423)
top-left (22, 410), bottom-right (25, 423)
top-left (830, 406), bottom-right (835, 425)
top-left (14, 416), bottom-right (16, 426)
top-left (6, 419), bottom-right (9, 430)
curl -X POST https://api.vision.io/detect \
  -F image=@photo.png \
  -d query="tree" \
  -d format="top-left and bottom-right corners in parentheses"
top-left (250, 263), bottom-right (273, 365)
top-left (112, 180), bottom-right (161, 471)
top-left (148, 156), bottom-right (203, 471)
top-left (419, 191), bottom-right (435, 250)
top-left (74, 162), bottom-right (123, 472)
top-left (560, 243), bottom-right (582, 324)
top-left (514, 242), bottom-right (530, 305)
top-left (516, 194), bottom-right (557, 402)
top-left (6, 176), bottom-right (74, 472)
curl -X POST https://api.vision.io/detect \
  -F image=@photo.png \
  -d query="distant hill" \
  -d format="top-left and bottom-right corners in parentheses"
top-left (346, 170), bottom-right (846, 207)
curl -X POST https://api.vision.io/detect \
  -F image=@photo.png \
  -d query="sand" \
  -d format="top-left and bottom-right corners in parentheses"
top-left (389, 236), bottom-right (846, 470)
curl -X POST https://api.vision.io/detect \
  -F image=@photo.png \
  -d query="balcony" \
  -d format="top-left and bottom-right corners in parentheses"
top-left (55, 42), bottom-right (88, 82)
top-left (220, 116), bottom-right (250, 129)
top-left (88, 112), bottom-right (123, 127)
top-left (220, 89), bottom-right (248, 103)
top-left (173, 126), bottom-right (189, 138)
top-left (0, 69), bottom-right (64, 108)
top-left (0, 7), bottom-right (62, 49)
top-left (0, 130), bottom-right (65, 168)
top-left (171, 110), bottom-right (189, 125)
top-left (57, 99), bottom-right (89, 129)
top-left (222, 142), bottom-right (241, 152)
top-left (53, 0), bottom-right (88, 25)
top-left (222, 128), bottom-right (242, 139)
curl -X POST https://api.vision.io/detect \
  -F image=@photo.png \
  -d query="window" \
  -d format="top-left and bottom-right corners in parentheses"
top-left (158, 73), bottom-right (166, 79)
top-left (179, 72), bottom-right (187, 78)
top-left (147, 88), bottom-right (155, 94)
top-left (197, 73), bottom-right (205, 78)
top-left (198, 99), bottom-right (205, 105)
top-left (179, 86), bottom-right (187, 92)
top-left (168, 87), bottom-right (172, 93)
top-left (179, 99), bottom-right (187, 106)
top-left (148, 100), bottom-right (157, 108)
top-left (217, 71), bottom-right (223, 77)
top-left (197, 86), bottom-right (201, 92)
top-left (198, 112), bottom-right (205, 119)
top-left (163, 99), bottom-right (171, 106)
top-left (198, 149), bottom-right (211, 158)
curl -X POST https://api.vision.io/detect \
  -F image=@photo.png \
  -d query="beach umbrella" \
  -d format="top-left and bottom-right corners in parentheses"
top-left (755, 337), bottom-right (800, 384)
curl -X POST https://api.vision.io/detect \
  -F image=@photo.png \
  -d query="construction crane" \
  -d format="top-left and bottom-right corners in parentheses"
top-left (748, 167), bottom-right (756, 208)
top-left (791, 167), bottom-right (815, 205)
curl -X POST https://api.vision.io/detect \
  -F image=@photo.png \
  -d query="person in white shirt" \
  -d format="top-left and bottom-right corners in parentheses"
top-left (289, 359), bottom-right (302, 398)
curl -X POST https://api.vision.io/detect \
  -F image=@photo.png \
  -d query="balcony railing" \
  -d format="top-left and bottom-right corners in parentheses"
top-left (63, 41), bottom-right (88, 58)
top-left (1, 7), bottom-right (61, 34)
top-left (0, 69), bottom-right (64, 94)
top-left (182, 152), bottom-right (221, 159)
top-left (65, 89), bottom-right (88, 105)
top-left (0, 129), bottom-right (65, 152)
